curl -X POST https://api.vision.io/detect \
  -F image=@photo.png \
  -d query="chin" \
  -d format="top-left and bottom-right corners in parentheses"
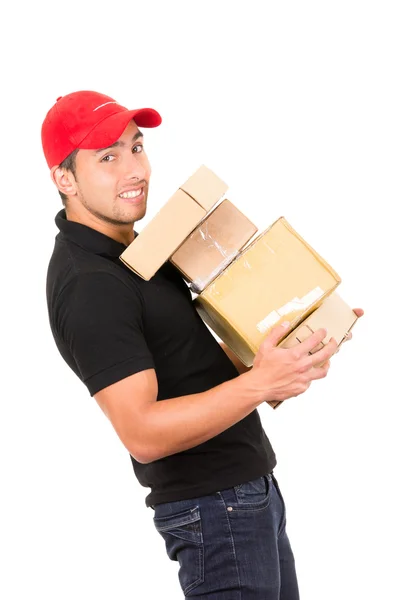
top-left (132, 203), bottom-right (147, 222)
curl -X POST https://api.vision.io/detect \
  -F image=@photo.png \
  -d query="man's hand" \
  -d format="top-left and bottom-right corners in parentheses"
top-left (250, 323), bottom-right (338, 403)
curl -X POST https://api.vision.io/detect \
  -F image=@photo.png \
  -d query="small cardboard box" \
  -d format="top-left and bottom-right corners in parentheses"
top-left (119, 165), bottom-right (228, 280)
top-left (279, 292), bottom-right (358, 352)
top-left (170, 199), bottom-right (258, 293)
top-left (266, 292), bottom-right (359, 409)
top-left (194, 216), bottom-right (341, 368)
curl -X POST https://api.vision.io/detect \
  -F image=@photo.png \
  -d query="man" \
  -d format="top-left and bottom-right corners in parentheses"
top-left (42, 90), bottom-right (363, 599)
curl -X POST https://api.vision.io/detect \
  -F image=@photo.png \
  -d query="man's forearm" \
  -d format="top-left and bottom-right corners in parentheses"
top-left (135, 370), bottom-right (263, 463)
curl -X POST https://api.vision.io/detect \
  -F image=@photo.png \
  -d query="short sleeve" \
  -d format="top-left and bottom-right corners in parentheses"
top-left (57, 272), bottom-right (155, 395)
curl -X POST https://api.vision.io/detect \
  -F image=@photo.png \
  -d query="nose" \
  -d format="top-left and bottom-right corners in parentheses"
top-left (124, 152), bottom-right (147, 182)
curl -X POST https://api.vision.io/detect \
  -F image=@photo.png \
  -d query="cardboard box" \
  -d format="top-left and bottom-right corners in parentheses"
top-left (170, 199), bottom-right (258, 293)
top-left (279, 292), bottom-right (358, 352)
top-left (119, 165), bottom-right (228, 280)
top-left (194, 217), bottom-right (341, 368)
top-left (267, 292), bottom-right (359, 409)
top-left (179, 165), bottom-right (229, 211)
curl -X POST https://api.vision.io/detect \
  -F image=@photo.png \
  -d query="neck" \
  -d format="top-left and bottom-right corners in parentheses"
top-left (65, 208), bottom-right (135, 246)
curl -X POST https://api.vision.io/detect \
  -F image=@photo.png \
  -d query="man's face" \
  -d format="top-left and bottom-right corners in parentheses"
top-left (72, 120), bottom-right (151, 226)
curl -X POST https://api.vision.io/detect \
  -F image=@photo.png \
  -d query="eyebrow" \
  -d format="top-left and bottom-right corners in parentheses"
top-left (95, 130), bottom-right (144, 154)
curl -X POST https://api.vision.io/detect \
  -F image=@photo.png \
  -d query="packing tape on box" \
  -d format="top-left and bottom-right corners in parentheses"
top-left (191, 252), bottom-right (240, 294)
top-left (186, 220), bottom-right (241, 293)
top-left (195, 221), bottom-right (237, 260)
top-left (255, 286), bottom-right (325, 336)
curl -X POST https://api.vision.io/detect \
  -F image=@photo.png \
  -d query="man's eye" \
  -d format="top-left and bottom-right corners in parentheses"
top-left (132, 144), bottom-right (143, 153)
top-left (101, 155), bottom-right (115, 162)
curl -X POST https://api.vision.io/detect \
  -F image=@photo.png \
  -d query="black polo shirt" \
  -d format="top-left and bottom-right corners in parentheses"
top-left (46, 210), bottom-right (277, 507)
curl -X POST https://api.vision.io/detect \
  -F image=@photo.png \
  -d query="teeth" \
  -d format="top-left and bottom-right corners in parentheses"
top-left (119, 188), bottom-right (142, 199)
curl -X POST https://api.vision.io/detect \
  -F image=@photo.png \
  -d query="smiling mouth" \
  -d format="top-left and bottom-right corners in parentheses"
top-left (119, 188), bottom-right (143, 199)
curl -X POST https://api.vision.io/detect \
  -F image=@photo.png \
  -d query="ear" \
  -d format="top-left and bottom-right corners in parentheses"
top-left (50, 166), bottom-right (78, 197)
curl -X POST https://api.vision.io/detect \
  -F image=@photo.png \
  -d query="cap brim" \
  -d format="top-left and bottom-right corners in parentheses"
top-left (78, 108), bottom-right (162, 150)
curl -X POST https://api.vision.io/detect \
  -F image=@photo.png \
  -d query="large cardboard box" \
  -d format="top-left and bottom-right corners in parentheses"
top-left (119, 165), bottom-right (228, 280)
top-left (266, 292), bottom-right (359, 409)
top-left (170, 199), bottom-right (258, 293)
top-left (194, 217), bottom-right (341, 368)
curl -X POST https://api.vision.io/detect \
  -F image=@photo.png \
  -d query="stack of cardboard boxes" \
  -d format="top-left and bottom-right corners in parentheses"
top-left (120, 166), bottom-right (358, 409)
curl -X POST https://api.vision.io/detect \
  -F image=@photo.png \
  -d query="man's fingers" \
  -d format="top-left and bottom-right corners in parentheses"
top-left (295, 327), bottom-right (328, 357)
top-left (314, 359), bottom-right (330, 370)
top-left (300, 337), bottom-right (338, 370)
top-left (313, 338), bottom-right (338, 365)
top-left (310, 362), bottom-right (330, 380)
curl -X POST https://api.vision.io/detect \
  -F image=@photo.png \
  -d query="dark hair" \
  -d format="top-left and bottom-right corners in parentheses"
top-left (58, 149), bottom-right (79, 206)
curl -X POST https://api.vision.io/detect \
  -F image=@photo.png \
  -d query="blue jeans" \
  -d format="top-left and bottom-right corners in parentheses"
top-left (152, 472), bottom-right (300, 599)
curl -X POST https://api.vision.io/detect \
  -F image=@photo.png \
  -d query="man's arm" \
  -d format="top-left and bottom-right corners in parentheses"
top-left (95, 366), bottom-right (263, 464)
top-left (219, 342), bottom-right (251, 374)
top-left (95, 325), bottom-right (336, 464)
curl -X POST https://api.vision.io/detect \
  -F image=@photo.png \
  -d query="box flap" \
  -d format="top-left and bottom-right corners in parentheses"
top-left (180, 165), bottom-right (228, 211)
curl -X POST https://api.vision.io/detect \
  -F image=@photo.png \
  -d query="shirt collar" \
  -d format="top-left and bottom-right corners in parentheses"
top-left (54, 209), bottom-right (132, 258)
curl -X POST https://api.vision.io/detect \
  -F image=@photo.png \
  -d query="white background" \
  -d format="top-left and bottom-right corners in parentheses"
top-left (1, 1), bottom-right (396, 598)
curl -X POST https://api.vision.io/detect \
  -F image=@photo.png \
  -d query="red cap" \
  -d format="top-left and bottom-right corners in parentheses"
top-left (41, 90), bottom-right (162, 168)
